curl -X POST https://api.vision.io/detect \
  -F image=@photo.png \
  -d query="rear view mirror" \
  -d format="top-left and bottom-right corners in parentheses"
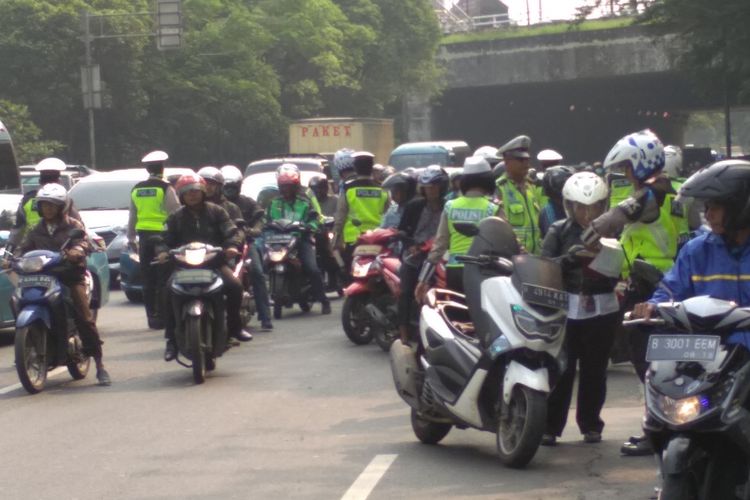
top-left (454, 223), bottom-right (478, 237)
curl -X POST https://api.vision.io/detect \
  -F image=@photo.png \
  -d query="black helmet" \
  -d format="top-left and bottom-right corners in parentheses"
top-left (681, 159), bottom-right (750, 232)
top-left (382, 172), bottom-right (416, 200)
top-left (352, 151), bottom-right (375, 177)
top-left (542, 166), bottom-right (574, 199)
top-left (418, 165), bottom-right (448, 186)
top-left (309, 175), bottom-right (329, 196)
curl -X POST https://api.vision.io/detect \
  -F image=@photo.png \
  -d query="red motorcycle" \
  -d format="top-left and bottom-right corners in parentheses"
top-left (341, 228), bottom-right (444, 351)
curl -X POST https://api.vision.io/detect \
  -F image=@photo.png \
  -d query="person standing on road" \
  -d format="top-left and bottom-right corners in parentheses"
top-left (540, 172), bottom-right (617, 446)
top-left (495, 135), bottom-right (541, 255)
top-left (221, 165), bottom-right (273, 331)
top-left (127, 151), bottom-right (180, 330)
top-left (309, 175), bottom-right (342, 295)
top-left (20, 184), bottom-right (111, 385)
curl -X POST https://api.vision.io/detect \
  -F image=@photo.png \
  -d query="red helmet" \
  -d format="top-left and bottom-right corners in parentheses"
top-left (175, 173), bottom-right (206, 197)
top-left (276, 163), bottom-right (301, 186)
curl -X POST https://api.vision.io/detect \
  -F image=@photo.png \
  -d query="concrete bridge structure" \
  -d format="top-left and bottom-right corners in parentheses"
top-left (405, 25), bottom-right (717, 163)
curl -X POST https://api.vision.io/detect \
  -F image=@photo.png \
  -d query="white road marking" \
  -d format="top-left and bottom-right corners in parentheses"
top-left (341, 454), bottom-right (397, 500)
top-left (0, 366), bottom-right (68, 395)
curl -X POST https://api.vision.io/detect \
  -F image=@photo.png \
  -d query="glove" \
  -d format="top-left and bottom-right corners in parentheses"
top-left (581, 225), bottom-right (602, 250)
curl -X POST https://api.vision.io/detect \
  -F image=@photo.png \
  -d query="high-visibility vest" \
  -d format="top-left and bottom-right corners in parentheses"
top-left (23, 196), bottom-right (40, 229)
top-left (620, 203), bottom-right (678, 278)
top-left (496, 176), bottom-right (540, 255)
top-left (667, 178), bottom-right (691, 245)
top-left (608, 175), bottom-right (633, 209)
top-left (131, 180), bottom-right (168, 232)
top-left (445, 196), bottom-right (498, 267)
top-left (343, 183), bottom-right (388, 244)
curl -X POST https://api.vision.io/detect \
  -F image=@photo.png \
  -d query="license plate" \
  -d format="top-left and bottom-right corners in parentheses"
top-left (266, 234), bottom-right (293, 244)
top-left (521, 283), bottom-right (568, 309)
top-left (18, 275), bottom-right (54, 288)
top-left (173, 269), bottom-right (215, 285)
top-left (646, 335), bottom-right (720, 362)
top-left (354, 244), bottom-right (383, 256)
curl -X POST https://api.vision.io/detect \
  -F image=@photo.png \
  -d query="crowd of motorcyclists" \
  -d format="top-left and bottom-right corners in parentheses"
top-left (6, 126), bottom-right (750, 494)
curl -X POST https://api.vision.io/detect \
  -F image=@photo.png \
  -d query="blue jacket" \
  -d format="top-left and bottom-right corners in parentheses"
top-left (650, 232), bottom-right (750, 346)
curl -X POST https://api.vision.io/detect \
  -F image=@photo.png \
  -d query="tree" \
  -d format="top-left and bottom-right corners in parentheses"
top-left (0, 100), bottom-right (64, 165)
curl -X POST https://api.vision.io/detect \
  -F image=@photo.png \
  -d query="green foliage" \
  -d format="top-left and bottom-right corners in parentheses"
top-left (0, 100), bottom-right (64, 164)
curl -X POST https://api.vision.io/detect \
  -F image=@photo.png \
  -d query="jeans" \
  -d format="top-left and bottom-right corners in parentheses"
top-left (247, 243), bottom-right (271, 323)
top-left (299, 239), bottom-right (327, 303)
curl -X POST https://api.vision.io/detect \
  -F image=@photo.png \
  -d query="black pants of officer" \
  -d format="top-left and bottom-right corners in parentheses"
top-left (164, 265), bottom-right (244, 343)
top-left (546, 311), bottom-right (619, 437)
top-left (138, 230), bottom-right (167, 326)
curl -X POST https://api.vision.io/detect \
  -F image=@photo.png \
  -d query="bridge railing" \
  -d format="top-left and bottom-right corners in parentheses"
top-left (471, 13), bottom-right (511, 29)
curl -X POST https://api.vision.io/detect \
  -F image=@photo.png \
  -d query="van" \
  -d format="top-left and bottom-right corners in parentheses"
top-left (388, 141), bottom-right (471, 171)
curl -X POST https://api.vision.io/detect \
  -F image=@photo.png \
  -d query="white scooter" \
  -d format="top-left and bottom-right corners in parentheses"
top-left (390, 217), bottom-right (569, 468)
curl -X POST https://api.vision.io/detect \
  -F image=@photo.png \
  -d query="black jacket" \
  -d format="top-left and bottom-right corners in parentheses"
top-left (541, 218), bottom-right (618, 295)
top-left (163, 202), bottom-right (242, 251)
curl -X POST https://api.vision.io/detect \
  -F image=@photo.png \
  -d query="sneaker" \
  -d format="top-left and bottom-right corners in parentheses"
top-left (164, 340), bottom-right (177, 361)
top-left (541, 434), bottom-right (557, 446)
top-left (583, 431), bottom-right (602, 443)
top-left (321, 301), bottom-right (331, 315)
top-left (260, 321), bottom-right (273, 331)
top-left (621, 438), bottom-right (653, 456)
top-left (96, 368), bottom-right (112, 386)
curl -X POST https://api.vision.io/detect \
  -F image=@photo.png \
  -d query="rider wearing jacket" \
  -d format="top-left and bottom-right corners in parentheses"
top-left (538, 166), bottom-right (574, 238)
top-left (160, 173), bottom-right (251, 362)
top-left (266, 164), bottom-right (331, 315)
top-left (19, 183), bottom-right (111, 385)
top-left (221, 165), bottom-right (273, 331)
top-left (634, 160), bottom-right (750, 350)
top-left (381, 171), bottom-right (417, 229)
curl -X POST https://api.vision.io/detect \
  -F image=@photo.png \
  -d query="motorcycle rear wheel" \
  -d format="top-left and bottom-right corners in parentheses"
top-left (496, 386), bottom-right (546, 468)
top-left (15, 323), bottom-right (48, 394)
top-left (341, 295), bottom-right (373, 345)
top-left (187, 316), bottom-right (206, 384)
top-left (411, 408), bottom-right (452, 445)
top-left (67, 336), bottom-right (91, 380)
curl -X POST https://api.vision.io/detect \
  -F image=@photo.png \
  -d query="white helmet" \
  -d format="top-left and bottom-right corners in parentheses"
top-left (537, 149), bottom-right (563, 163)
top-left (474, 146), bottom-right (499, 161)
top-left (36, 182), bottom-right (68, 207)
top-left (562, 172), bottom-right (608, 220)
top-left (462, 156), bottom-right (491, 176)
top-left (35, 157), bottom-right (66, 172)
top-left (197, 166), bottom-right (224, 185)
top-left (220, 165), bottom-right (243, 184)
top-left (603, 129), bottom-right (665, 181)
top-left (142, 150), bottom-right (169, 164)
top-left (663, 145), bottom-right (683, 178)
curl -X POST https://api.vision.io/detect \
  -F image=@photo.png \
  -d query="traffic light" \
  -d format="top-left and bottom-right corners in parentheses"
top-left (156, 0), bottom-right (182, 50)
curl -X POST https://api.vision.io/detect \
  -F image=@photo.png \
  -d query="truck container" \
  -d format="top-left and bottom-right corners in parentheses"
top-left (289, 117), bottom-right (394, 166)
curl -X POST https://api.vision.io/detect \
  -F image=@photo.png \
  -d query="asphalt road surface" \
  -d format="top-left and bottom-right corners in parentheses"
top-left (0, 292), bottom-right (657, 500)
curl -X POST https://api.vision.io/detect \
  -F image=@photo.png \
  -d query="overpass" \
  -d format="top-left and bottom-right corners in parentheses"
top-left (405, 25), bottom-right (718, 163)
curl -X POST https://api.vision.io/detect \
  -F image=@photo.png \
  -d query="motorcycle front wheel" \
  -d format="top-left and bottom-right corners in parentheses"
top-left (496, 386), bottom-right (547, 468)
top-left (67, 336), bottom-right (91, 380)
top-left (341, 294), bottom-right (373, 345)
top-left (187, 316), bottom-right (206, 384)
top-left (15, 323), bottom-right (49, 394)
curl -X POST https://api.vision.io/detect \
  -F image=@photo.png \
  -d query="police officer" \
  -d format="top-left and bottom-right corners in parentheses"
top-left (127, 151), bottom-right (180, 330)
top-left (221, 165), bottom-right (273, 331)
top-left (663, 145), bottom-right (702, 248)
top-left (8, 157), bottom-right (81, 253)
top-left (415, 156), bottom-right (500, 301)
top-left (332, 151), bottom-right (389, 273)
top-left (309, 175), bottom-right (338, 217)
top-left (535, 149), bottom-right (564, 209)
top-left (496, 135), bottom-right (541, 255)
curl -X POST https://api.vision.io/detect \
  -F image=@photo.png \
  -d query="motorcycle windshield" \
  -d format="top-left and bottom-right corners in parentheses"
top-left (511, 255), bottom-right (565, 313)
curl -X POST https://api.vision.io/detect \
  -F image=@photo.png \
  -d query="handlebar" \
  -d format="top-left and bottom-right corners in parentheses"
top-left (621, 311), bottom-right (666, 327)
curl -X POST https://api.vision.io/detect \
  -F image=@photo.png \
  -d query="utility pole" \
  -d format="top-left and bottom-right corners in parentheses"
top-left (83, 11), bottom-right (97, 169)
top-left (526, 0), bottom-right (531, 25)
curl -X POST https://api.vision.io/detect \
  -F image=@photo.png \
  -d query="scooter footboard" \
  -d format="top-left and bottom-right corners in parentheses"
top-left (502, 360), bottom-right (549, 404)
top-left (389, 340), bottom-right (420, 409)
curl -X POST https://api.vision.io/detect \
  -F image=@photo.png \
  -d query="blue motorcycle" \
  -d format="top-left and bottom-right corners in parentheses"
top-left (10, 229), bottom-right (92, 394)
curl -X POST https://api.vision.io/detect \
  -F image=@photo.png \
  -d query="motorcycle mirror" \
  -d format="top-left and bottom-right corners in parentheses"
top-left (454, 223), bottom-right (479, 237)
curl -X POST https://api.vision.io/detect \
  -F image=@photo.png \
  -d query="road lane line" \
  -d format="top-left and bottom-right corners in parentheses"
top-left (0, 366), bottom-right (67, 395)
top-left (341, 454), bottom-right (397, 500)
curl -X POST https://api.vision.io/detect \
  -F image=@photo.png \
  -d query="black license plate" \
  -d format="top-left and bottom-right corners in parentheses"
top-left (266, 234), bottom-right (293, 244)
top-left (646, 335), bottom-right (720, 362)
top-left (521, 284), bottom-right (569, 309)
top-left (173, 269), bottom-right (215, 285)
top-left (18, 275), bottom-right (54, 288)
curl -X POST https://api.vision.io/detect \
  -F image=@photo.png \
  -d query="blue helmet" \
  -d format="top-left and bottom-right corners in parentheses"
top-left (603, 129), bottom-right (665, 182)
top-left (333, 148), bottom-right (355, 175)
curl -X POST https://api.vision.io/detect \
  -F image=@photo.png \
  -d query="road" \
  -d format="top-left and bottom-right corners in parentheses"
top-left (0, 292), bottom-right (657, 500)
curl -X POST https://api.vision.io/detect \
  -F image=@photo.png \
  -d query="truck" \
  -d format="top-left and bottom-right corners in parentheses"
top-left (288, 117), bottom-right (394, 166)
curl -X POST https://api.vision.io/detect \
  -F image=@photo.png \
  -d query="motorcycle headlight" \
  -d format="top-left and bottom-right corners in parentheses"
top-left (268, 249), bottom-right (287, 263)
top-left (18, 256), bottom-right (49, 273)
top-left (511, 305), bottom-right (564, 341)
top-left (184, 247), bottom-right (207, 266)
top-left (658, 394), bottom-right (710, 425)
top-left (351, 260), bottom-right (372, 278)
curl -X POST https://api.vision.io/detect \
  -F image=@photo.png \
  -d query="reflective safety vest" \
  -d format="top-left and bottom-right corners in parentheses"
top-left (445, 196), bottom-right (498, 267)
top-left (23, 196), bottom-right (40, 229)
top-left (620, 202), bottom-right (678, 278)
top-left (667, 178), bottom-right (691, 246)
top-left (343, 184), bottom-right (388, 244)
top-left (608, 175), bottom-right (633, 209)
top-left (131, 182), bottom-right (168, 232)
top-left (496, 176), bottom-right (540, 255)
top-left (534, 184), bottom-right (549, 216)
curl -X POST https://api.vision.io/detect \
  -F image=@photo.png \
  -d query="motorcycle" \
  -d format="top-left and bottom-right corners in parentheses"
top-left (342, 228), bottom-right (445, 351)
top-left (165, 241), bottom-right (228, 384)
top-left (623, 262), bottom-right (750, 500)
top-left (263, 219), bottom-right (315, 319)
top-left (9, 229), bottom-right (94, 394)
top-left (390, 217), bottom-right (569, 468)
